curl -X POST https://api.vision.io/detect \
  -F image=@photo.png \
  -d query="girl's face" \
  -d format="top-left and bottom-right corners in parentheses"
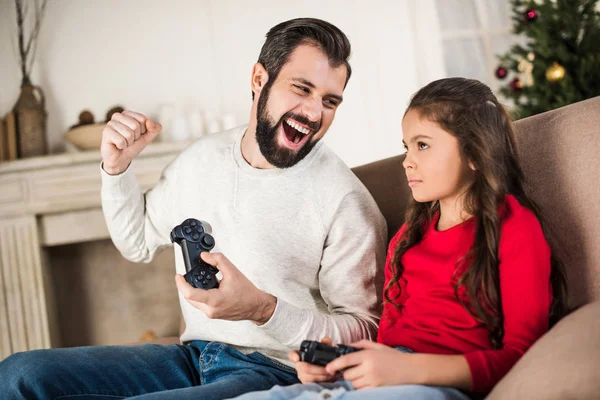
top-left (401, 108), bottom-right (474, 204)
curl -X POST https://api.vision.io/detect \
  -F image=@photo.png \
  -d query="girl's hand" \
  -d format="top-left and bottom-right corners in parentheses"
top-left (289, 337), bottom-right (337, 383)
top-left (325, 340), bottom-right (426, 390)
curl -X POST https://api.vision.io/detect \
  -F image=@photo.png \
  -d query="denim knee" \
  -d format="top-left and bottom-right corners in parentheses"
top-left (0, 350), bottom-right (56, 395)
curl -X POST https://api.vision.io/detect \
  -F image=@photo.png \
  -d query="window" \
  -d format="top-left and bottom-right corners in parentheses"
top-left (436, 0), bottom-right (519, 94)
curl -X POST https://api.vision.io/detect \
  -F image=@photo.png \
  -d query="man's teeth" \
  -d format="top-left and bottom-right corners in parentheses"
top-left (286, 119), bottom-right (310, 135)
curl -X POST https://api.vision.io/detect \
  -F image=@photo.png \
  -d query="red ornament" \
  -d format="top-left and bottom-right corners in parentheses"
top-left (509, 77), bottom-right (523, 92)
top-left (524, 9), bottom-right (538, 22)
top-left (495, 66), bottom-right (508, 79)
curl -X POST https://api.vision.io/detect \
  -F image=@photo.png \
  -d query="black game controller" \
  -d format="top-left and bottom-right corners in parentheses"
top-left (298, 340), bottom-right (359, 366)
top-left (170, 218), bottom-right (219, 289)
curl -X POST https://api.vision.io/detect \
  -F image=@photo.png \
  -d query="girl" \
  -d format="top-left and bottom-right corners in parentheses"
top-left (232, 77), bottom-right (568, 400)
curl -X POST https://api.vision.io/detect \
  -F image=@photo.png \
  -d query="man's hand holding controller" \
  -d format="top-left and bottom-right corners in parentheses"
top-left (101, 111), bottom-right (163, 175)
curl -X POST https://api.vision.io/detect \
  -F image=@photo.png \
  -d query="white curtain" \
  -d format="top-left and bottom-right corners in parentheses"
top-left (406, 0), bottom-right (448, 86)
top-left (431, 0), bottom-right (515, 92)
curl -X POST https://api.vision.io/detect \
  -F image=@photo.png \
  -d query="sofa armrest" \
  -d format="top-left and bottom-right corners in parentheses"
top-left (487, 300), bottom-right (600, 400)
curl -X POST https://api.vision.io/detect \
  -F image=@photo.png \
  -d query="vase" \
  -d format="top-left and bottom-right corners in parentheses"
top-left (13, 79), bottom-right (48, 158)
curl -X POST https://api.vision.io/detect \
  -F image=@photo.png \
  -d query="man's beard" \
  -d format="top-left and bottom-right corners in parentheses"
top-left (255, 82), bottom-right (322, 169)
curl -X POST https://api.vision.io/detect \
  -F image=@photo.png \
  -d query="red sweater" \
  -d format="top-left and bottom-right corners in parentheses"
top-left (377, 195), bottom-right (552, 393)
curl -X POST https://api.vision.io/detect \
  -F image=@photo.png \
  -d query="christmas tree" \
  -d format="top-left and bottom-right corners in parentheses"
top-left (496, 0), bottom-right (600, 118)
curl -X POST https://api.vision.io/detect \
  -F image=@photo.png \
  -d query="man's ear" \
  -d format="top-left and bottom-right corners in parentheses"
top-left (251, 63), bottom-right (269, 95)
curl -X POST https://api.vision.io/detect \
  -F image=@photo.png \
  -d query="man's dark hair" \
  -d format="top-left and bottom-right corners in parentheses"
top-left (252, 18), bottom-right (352, 100)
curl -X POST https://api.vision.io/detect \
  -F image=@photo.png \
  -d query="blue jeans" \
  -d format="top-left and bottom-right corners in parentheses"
top-left (232, 347), bottom-right (478, 400)
top-left (0, 340), bottom-right (299, 399)
top-left (233, 381), bottom-right (475, 400)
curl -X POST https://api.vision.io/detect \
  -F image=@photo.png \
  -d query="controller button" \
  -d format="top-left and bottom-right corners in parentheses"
top-left (184, 227), bottom-right (192, 233)
top-left (192, 233), bottom-right (199, 240)
top-left (200, 270), bottom-right (206, 275)
top-left (202, 280), bottom-right (208, 285)
top-left (202, 235), bottom-right (215, 247)
top-left (190, 220), bottom-right (197, 227)
top-left (206, 274), bottom-right (212, 280)
top-left (208, 266), bottom-right (218, 273)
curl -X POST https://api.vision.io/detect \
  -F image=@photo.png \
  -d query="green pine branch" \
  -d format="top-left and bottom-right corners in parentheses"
top-left (497, 0), bottom-right (600, 118)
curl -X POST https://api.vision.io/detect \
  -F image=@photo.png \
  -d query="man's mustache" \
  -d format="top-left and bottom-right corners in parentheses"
top-left (281, 112), bottom-right (321, 132)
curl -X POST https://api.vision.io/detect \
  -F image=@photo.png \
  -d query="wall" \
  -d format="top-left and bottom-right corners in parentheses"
top-left (0, 0), bottom-right (445, 167)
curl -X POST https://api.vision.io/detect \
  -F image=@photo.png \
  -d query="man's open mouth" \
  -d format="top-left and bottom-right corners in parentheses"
top-left (281, 119), bottom-right (313, 148)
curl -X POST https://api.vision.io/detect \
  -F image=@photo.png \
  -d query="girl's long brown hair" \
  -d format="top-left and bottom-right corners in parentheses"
top-left (385, 78), bottom-right (568, 349)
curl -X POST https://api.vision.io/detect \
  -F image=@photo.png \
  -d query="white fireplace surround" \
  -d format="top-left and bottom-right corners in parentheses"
top-left (0, 141), bottom-right (189, 360)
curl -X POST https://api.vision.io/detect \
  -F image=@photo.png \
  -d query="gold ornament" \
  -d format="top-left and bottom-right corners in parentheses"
top-left (546, 62), bottom-right (566, 83)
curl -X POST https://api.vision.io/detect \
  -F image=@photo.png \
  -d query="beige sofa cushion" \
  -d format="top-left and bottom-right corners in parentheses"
top-left (487, 300), bottom-right (600, 400)
top-left (512, 97), bottom-right (600, 309)
top-left (352, 156), bottom-right (409, 243)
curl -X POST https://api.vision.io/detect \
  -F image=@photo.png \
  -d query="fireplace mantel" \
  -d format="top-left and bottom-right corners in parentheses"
top-left (0, 140), bottom-right (190, 359)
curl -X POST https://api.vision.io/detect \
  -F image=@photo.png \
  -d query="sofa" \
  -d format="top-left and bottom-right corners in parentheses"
top-left (352, 96), bottom-right (600, 399)
top-left (155, 97), bottom-right (600, 398)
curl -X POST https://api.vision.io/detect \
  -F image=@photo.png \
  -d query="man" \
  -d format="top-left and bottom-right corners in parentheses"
top-left (0, 18), bottom-right (386, 400)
